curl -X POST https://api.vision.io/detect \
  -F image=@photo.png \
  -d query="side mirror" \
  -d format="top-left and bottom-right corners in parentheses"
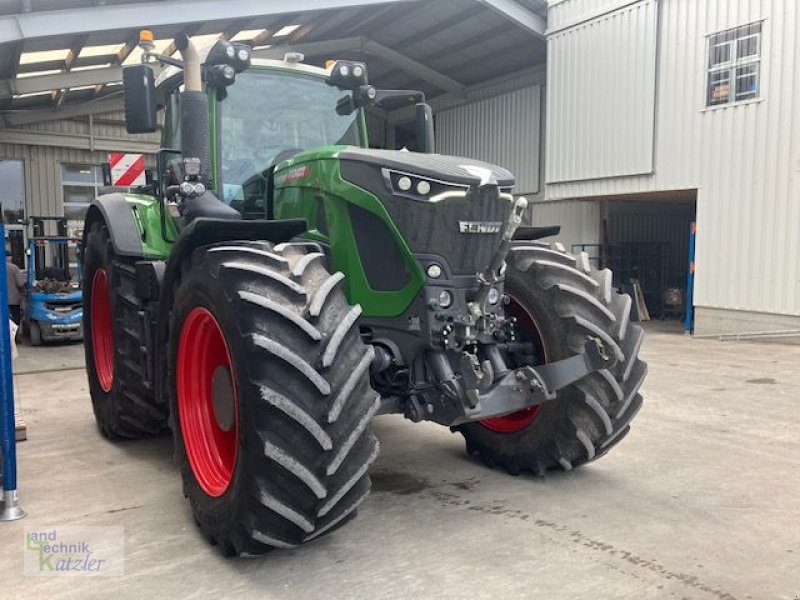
top-left (373, 89), bottom-right (425, 110)
top-left (415, 103), bottom-right (435, 154)
top-left (156, 148), bottom-right (183, 197)
top-left (123, 64), bottom-right (158, 134)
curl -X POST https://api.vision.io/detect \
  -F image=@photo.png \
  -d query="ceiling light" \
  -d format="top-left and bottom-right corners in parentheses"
top-left (191, 34), bottom-right (225, 48)
top-left (16, 69), bottom-right (63, 79)
top-left (19, 49), bottom-right (69, 64)
top-left (13, 91), bottom-right (52, 99)
top-left (230, 29), bottom-right (266, 42)
top-left (273, 25), bottom-right (301, 37)
top-left (71, 65), bottom-right (111, 71)
top-left (80, 44), bottom-right (122, 57)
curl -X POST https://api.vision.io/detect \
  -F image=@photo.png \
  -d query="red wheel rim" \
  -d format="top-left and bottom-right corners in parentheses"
top-left (480, 294), bottom-right (548, 434)
top-left (91, 268), bottom-right (115, 393)
top-left (177, 307), bottom-right (239, 498)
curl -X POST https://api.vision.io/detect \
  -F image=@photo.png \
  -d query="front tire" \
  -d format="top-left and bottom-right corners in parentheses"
top-left (457, 243), bottom-right (647, 475)
top-left (168, 242), bottom-right (380, 555)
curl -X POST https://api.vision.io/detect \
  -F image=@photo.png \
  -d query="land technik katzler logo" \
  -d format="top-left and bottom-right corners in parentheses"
top-left (24, 526), bottom-right (124, 576)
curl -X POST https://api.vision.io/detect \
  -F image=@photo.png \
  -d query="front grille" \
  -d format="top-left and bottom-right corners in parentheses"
top-left (45, 302), bottom-right (81, 313)
top-left (341, 160), bottom-right (511, 276)
top-left (384, 186), bottom-right (510, 276)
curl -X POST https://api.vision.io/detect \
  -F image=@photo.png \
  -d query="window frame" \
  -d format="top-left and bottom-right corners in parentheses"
top-left (705, 21), bottom-right (763, 109)
top-left (61, 163), bottom-right (102, 214)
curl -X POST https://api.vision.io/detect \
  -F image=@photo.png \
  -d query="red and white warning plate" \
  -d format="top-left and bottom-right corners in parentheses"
top-left (109, 153), bottom-right (146, 186)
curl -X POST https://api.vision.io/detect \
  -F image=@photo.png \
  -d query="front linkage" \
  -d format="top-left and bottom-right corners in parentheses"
top-left (376, 195), bottom-right (618, 427)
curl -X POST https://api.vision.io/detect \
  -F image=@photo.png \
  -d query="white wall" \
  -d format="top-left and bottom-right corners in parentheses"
top-left (437, 86), bottom-right (541, 195)
top-left (546, 0), bottom-right (658, 183)
top-left (544, 0), bottom-right (800, 321)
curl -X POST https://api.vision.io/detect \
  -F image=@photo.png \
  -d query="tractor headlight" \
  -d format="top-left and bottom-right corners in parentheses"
top-left (384, 169), bottom-right (469, 203)
top-left (426, 264), bottom-right (443, 279)
top-left (438, 290), bottom-right (453, 309)
top-left (488, 287), bottom-right (501, 305)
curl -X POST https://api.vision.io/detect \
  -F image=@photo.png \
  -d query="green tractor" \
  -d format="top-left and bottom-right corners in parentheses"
top-left (82, 32), bottom-right (646, 556)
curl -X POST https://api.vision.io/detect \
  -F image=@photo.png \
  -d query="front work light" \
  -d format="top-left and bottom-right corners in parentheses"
top-left (327, 60), bottom-right (369, 90)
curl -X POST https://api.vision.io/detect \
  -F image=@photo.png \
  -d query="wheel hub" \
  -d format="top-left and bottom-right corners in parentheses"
top-left (90, 268), bottom-right (114, 393)
top-left (479, 293), bottom-right (547, 434)
top-left (177, 307), bottom-right (239, 498)
top-left (211, 365), bottom-right (236, 432)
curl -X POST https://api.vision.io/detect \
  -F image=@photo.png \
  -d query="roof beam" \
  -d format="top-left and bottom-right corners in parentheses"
top-left (362, 40), bottom-right (465, 94)
top-left (0, 95), bottom-right (124, 127)
top-left (253, 36), bottom-right (364, 59)
top-left (258, 37), bottom-right (466, 95)
top-left (0, 0), bottom-right (414, 45)
top-left (0, 126), bottom-right (159, 153)
top-left (377, 21), bottom-right (512, 87)
top-left (0, 65), bottom-right (122, 100)
top-left (475, 0), bottom-right (546, 38)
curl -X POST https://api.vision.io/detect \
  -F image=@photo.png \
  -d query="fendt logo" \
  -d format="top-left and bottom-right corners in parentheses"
top-left (458, 221), bottom-right (502, 234)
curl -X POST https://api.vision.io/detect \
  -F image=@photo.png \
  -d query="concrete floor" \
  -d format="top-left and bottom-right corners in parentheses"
top-left (2, 324), bottom-right (799, 599)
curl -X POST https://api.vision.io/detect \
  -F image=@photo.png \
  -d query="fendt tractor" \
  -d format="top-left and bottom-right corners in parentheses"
top-left (82, 31), bottom-right (646, 555)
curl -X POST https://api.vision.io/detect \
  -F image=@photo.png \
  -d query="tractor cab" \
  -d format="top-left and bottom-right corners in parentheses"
top-left (128, 36), bottom-right (434, 228)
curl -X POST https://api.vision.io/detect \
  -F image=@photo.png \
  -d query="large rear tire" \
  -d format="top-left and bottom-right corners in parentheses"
top-left (456, 243), bottom-right (647, 474)
top-left (168, 242), bottom-right (380, 555)
top-left (82, 221), bottom-right (168, 439)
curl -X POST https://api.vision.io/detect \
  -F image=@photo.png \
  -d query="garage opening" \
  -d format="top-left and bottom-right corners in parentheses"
top-left (577, 191), bottom-right (697, 321)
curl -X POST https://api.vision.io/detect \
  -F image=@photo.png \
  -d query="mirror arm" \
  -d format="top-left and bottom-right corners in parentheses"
top-left (146, 53), bottom-right (185, 69)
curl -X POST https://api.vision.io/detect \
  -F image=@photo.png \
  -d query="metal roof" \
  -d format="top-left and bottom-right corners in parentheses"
top-left (0, 0), bottom-right (547, 126)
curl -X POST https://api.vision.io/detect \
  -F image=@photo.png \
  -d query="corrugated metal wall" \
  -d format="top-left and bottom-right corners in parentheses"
top-left (546, 0), bottom-right (658, 183)
top-left (0, 111), bottom-right (158, 217)
top-left (548, 0), bottom-right (645, 32)
top-left (545, 0), bottom-right (800, 319)
top-left (437, 86), bottom-right (542, 194)
top-left (607, 200), bottom-right (696, 285)
top-left (532, 199), bottom-right (601, 255)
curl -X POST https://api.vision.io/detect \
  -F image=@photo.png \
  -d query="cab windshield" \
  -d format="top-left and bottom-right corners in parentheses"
top-left (219, 69), bottom-right (362, 206)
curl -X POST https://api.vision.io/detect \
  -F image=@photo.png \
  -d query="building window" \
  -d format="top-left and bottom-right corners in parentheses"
top-left (61, 163), bottom-right (103, 236)
top-left (707, 22), bottom-right (762, 107)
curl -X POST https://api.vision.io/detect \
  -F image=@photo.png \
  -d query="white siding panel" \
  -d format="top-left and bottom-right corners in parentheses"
top-left (436, 86), bottom-right (542, 195)
top-left (545, 0), bottom-right (800, 319)
top-left (548, 0), bottom-right (643, 32)
top-left (531, 200), bottom-right (601, 255)
top-left (546, 0), bottom-right (658, 183)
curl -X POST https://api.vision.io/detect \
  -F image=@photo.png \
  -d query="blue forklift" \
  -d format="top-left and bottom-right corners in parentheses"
top-left (24, 217), bottom-right (83, 345)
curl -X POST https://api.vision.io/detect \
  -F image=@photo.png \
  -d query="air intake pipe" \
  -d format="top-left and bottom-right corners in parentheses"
top-left (175, 34), bottom-right (211, 186)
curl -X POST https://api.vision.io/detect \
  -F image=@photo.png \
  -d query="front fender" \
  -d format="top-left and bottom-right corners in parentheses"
top-left (83, 194), bottom-right (144, 258)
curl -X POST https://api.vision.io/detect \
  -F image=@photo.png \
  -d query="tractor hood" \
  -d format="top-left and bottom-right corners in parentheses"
top-left (337, 148), bottom-right (516, 189)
